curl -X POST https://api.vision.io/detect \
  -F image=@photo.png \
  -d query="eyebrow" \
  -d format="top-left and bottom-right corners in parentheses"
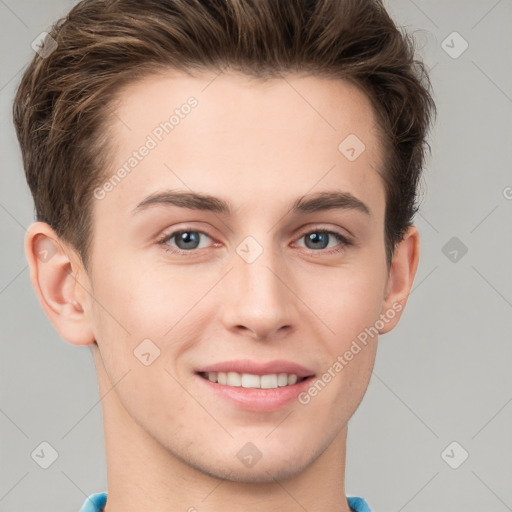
top-left (132, 190), bottom-right (371, 217)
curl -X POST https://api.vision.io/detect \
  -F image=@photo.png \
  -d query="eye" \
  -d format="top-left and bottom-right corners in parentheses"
top-left (158, 228), bottom-right (213, 254)
top-left (296, 229), bottom-right (352, 253)
top-left (157, 226), bottom-right (352, 256)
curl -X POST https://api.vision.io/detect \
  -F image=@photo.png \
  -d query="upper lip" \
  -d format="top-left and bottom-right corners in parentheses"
top-left (195, 359), bottom-right (315, 378)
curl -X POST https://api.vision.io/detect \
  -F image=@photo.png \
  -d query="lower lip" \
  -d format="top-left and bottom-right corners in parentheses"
top-left (196, 374), bottom-right (315, 412)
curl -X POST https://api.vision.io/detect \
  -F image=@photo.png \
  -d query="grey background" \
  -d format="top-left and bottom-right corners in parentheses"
top-left (1, 0), bottom-right (511, 511)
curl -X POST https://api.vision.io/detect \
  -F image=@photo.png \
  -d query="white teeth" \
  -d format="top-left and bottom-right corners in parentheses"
top-left (227, 371), bottom-right (242, 387)
top-left (260, 374), bottom-right (277, 389)
top-left (277, 373), bottom-right (288, 386)
top-left (241, 373), bottom-right (260, 388)
top-left (202, 371), bottom-right (304, 388)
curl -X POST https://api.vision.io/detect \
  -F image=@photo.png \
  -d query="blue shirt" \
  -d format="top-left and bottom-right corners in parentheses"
top-left (79, 492), bottom-right (373, 511)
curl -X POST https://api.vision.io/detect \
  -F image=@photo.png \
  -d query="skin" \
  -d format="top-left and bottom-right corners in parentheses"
top-left (25, 70), bottom-right (419, 512)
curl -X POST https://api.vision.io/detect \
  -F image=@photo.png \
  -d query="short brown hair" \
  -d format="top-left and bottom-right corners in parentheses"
top-left (13, 0), bottom-right (435, 268)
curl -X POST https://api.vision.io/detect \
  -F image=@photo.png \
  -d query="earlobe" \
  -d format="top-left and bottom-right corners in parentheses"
top-left (25, 222), bottom-right (95, 346)
top-left (378, 225), bottom-right (420, 335)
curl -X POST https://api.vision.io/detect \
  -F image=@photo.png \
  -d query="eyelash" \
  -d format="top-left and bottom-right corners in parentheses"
top-left (157, 226), bottom-right (353, 256)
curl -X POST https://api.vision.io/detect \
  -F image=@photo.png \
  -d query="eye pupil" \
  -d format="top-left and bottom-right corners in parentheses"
top-left (305, 232), bottom-right (329, 250)
top-left (176, 231), bottom-right (200, 249)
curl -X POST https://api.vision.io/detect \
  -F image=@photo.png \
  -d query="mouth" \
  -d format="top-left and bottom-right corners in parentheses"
top-left (193, 360), bottom-right (316, 412)
top-left (197, 371), bottom-right (311, 389)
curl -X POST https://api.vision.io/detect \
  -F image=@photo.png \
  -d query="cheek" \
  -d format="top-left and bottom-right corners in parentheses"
top-left (89, 256), bottom-right (210, 393)
top-left (88, 262), bottom-right (194, 422)
top-left (305, 263), bottom-right (387, 346)
top-left (91, 255), bottom-right (200, 338)
top-left (297, 258), bottom-right (386, 409)
top-left (298, 273), bottom-right (382, 425)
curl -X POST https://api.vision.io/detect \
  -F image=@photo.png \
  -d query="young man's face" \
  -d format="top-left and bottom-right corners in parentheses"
top-left (58, 70), bottom-right (416, 482)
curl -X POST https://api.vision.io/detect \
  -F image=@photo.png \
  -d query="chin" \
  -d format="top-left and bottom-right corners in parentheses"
top-left (178, 443), bottom-right (318, 484)
top-left (198, 458), bottom-right (309, 484)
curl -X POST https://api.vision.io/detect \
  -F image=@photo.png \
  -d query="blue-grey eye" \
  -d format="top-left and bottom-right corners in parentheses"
top-left (163, 230), bottom-right (212, 251)
top-left (303, 231), bottom-right (343, 250)
top-left (174, 231), bottom-right (201, 250)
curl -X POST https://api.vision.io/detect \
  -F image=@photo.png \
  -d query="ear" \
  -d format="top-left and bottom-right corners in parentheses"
top-left (25, 222), bottom-right (95, 346)
top-left (378, 225), bottom-right (420, 334)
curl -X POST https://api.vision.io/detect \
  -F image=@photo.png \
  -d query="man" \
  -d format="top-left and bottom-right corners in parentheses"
top-left (13, 1), bottom-right (435, 510)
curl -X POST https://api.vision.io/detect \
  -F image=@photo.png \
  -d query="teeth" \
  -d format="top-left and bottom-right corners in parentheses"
top-left (277, 373), bottom-right (288, 386)
top-left (202, 371), bottom-right (304, 388)
top-left (241, 373), bottom-right (260, 388)
top-left (227, 371), bottom-right (241, 387)
top-left (260, 374), bottom-right (277, 388)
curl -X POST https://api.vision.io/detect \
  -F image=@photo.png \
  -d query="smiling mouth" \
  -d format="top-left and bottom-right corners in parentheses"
top-left (197, 371), bottom-right (312, 389)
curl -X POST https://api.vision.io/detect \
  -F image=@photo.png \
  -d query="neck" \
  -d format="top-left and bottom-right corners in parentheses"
top-left (91, 345), bottom-right (353, 512)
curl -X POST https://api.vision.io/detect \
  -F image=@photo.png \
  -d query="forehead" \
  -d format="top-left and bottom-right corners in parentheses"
top-left (96, 69), bottom-right (385, 221)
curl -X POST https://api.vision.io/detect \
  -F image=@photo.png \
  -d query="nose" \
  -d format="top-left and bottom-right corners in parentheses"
top-left (219, 241), bottom-right (299, 341)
